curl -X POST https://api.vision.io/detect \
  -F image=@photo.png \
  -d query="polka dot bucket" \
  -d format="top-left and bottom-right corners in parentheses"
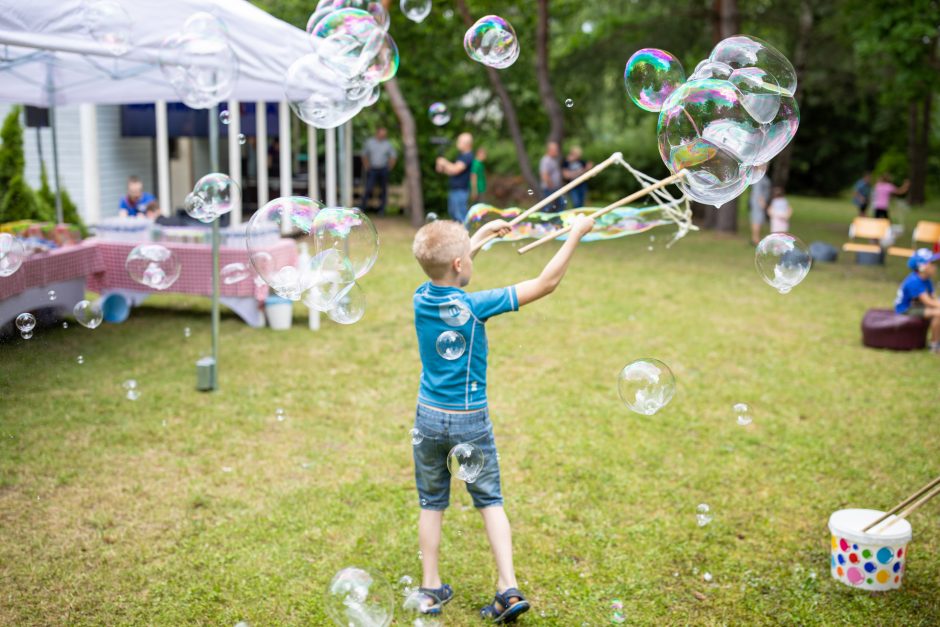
top-left (828, 509), bottom-right (912, 591)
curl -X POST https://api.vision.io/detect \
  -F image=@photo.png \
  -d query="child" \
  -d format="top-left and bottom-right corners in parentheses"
top-left (410, 215), bottom-right (595, 622)
top-left (872, 173), bottom-right (910, 221)
top-left (470, 147), bottom-right (487, 204)
top-left (894, 248), bottom-right (940, 353)
top-left (768, 186), bottom-right (792, 233)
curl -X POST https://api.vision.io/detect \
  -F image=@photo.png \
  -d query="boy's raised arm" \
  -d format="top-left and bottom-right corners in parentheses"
top-left (515, 216), bottom-right (594, 307)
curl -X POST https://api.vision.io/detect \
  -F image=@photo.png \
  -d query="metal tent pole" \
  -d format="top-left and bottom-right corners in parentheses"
top-left (208, 104), bottom-right (221, 391)
top-left (45, 63), bottom-right (62, 223)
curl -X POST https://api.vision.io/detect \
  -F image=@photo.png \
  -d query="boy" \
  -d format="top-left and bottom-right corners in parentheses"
top-left (768, 186), bottom-right (792, 233)
top-left (894, 248), bottom-right (940, 353)
top-left (872, 173), bottom-right (910, 221)
top-left (470, 147), bottom-right (487, 204)
top-left (411, 214), bottom-right (595, 622)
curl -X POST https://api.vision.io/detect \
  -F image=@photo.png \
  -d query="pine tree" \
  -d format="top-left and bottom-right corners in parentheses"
top-left (0, 106), bottom-right (25, 210)
top-left (0, 174), bottom-right (39, 223)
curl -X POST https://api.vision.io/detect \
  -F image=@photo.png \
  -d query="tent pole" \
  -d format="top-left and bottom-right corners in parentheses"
top-left (342, 120), bottom-right (353, 207)
top-left (155, 100), bottom-right (170, 217)
top-left (307, 124), bottom-right (317, 200)
top-left (325, 127), bottom-right (337, 206)
top-left (45, 65), bottom-right (63, 223)
top-left (226, 100), bottom-right (242, 225)
top-left (256, 101), bottom-right (269, 208)
top-left (278, 101), bottom-right (292, 234)
top-left (208, 104), bottom-right (220, 392)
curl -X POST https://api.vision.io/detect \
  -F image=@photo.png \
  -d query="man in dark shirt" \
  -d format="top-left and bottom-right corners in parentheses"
top-left (562, 146), bottom-right (593, 209)
top-left (852, 171), bottom-right (871, 215)
top-left (435, 132), bottom-right (474, 224)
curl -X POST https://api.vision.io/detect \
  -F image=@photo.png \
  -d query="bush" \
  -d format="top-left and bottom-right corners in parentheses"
top-left (38, 162), bottom-right (86, 234)
top-left (0, 174), bottom-right (41, 223)
top-left (874, 150), bottom-right (909, 182)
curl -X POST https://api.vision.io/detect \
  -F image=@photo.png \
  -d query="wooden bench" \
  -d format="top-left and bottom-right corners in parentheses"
top-left (887, 220), bottom-right (940, 259)
top-left (842, 217), bottom-right (890, 254)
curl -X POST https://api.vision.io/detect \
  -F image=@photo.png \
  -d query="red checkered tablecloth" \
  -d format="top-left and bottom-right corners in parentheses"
top-left (86, 239), bottom-right (297, 300)
top-left (0, 242), bottom-right (103, 301)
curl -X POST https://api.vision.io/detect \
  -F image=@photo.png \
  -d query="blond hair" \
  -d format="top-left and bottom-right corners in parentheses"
top-left (413, 220), bottom-right (470, 279)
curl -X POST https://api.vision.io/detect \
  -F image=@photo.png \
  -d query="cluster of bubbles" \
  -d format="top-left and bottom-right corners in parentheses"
top-left (733, 402), bottom-right (753, 426)
top-left (427, 102), bottom-right (450, 126)
top-left (184, 173), bottom-right (240, 224)
top-left (15, 313), bottom-right (35, 340)
top-left (696, 503), bottom-right (713, 527)
top-left (400, 0), bottom-right (432, 23)
top-left (0, 233), bottom-right (25, 277)
top-left (125, 244), bottom-right (182, 290)
top-left (285, 2), bottom-right (400, 129)
top-left (73, 300), bottom-right (104, 329)
top-left (464, 16), bottom-right (519, 68)
top-left (617, 358), bottom-right (676, 416)
top-left (447, 442), bottom-right (484, 483)
top-left (247, 198), bottom-right (377, 324)
top-left (160, 12), bottom-right (238, 109)
top-left (83, 0), bottom-right (132, 56)
top-left (324, 567), bottom-right (394, 627)
top-left (625, 36), bottom-right (800, 208)
top-left (755, 232), bottom-right (811, 293)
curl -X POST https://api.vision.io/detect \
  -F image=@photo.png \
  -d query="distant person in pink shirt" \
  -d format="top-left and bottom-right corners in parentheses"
top-left (871, 173), bottom-right (910, 220)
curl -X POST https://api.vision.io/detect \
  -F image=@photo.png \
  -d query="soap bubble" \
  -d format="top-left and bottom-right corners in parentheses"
top-left (464, 16), bottom-right (519, 69)
top-left (324, 567), bottom-right (394, 627)
top-left (618, 358), bottom-right (676, 416)
top-left (221, 262), bottom-right (251, 285)
top-left (703, 572), bottom-right (713, 582)
top-left (125, 244), bottom-right (181, 290)
top-left (428, 102), bottom-right (450, 126)
top-left (83, 0), bottom-right (132, 55)
top-left (62, 322), bottom-right (68, 329)
top-left (73, 300), bottom-right (103, 329)
top-left (219, 109), bottom-right (230, 125)
top-left (238, 133), bottom-right (247, 145)
top-left (401, 0), bottom-right (432, 23)
top-left (15, 313), bottom-right (36, 333)
top-left (309, 1), bottom-right (390, 34)
top-left (312, 206), bottom-right (379, 279)
top-left (755, 233), bottom-right (811, 294)
top-left (733, 402), bottom-right (752, 426)
top-left (447, 442), bottom-right (485, 482)
top-left (565, 98), bottom-right (574, 108)
top-left (160, 13), bottom-right (238, 109)
top-left (729, 67), bottom-right (782, 124)
top-left (0, 233), bottom-right (26, 277)
top-left (284, 54), bottom-right (365, 129)
top-left (436, 330), bottom-right (466, 360)
top-left (123, 379), bottom-right (140, 401)
top-left (425, 212), bottom-right (438, 223)
top-left (689, 59), bottom-right (733, 81)
top-left (747, 162), bottom-right (768, 184)
top-left (311, 9), bottom-right (386, 80)
top-left (527, 189), bottom-right (534, 196)
top-left (327, 281), bottom-right (366, 324)
top-left (183, 326), bottom-right (191, 338)
top-left (581, 21), bottom-right (595, 34)
top-left (709, 35), bottom-right (797, 97)
top-left (76, 355), bottom-right (84, 365)
top-left (48, 290), bottom-right (56, 301)
top-left (188, 173), bottom-right (240, 223)
top-left (402, 589), bottom-right (436, 616)
top-left (247, 196), bottom-right (325, 300)
top-left (696, 503), bottom-right (712, 526)
top-left (276, 408), bottom-right (286, 421)
top-left (410, 428), bottom-right (424, 445)
top-left (753, 94), bottom-right (800, 165)
top-left (624, 48), bottom-right (686, 112)
top-left (303, 249), bottom-right (357, 311)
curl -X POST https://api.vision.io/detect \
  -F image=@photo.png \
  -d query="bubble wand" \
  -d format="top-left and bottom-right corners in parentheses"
top-left (516, 169), bottom-right (689, 254)
top-left (862, 474), bottom-right (940, 533)
top-left (471, 152), bottom-right (624, 254)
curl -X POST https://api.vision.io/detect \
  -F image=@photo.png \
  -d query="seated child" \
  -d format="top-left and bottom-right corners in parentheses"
top-left (894, 248), bottom-right (940, 352)
top-left (768, 186), bottom-right (792, 233)
top-left (410, 214), bottom-right (595, 622)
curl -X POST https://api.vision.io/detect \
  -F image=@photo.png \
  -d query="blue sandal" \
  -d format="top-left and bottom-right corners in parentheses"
top-left (480, 588), bottom-right (530, 623)
top-left (417, 584), bottom-right (454, 615)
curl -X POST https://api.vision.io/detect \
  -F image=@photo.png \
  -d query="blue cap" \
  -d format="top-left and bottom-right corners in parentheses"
top-left (908, 248), bottom-right (940, 270)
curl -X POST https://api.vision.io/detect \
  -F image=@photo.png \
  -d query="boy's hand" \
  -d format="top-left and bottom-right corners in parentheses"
top-left (569, 215), bottom-right (595, 238)
top-left (482, 219), bottom-right (512, 238)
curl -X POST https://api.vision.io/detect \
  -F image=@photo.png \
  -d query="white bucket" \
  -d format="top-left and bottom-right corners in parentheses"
top-left (264, 296), bottom-right (293, 331)
top-left (828, 509), bottom-right (912, 591)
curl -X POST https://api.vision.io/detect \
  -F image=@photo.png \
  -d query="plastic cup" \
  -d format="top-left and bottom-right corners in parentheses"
top-left (828, 509), bottom-right (912, 591)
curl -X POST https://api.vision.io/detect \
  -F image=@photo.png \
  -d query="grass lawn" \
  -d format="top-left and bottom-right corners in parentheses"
top-left (1, 195), bottom-right (939, 626)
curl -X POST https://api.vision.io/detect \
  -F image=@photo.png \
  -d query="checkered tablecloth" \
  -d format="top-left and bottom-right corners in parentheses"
top-left (0, 242), bottom-right (103, 301)
top-left (86, 239), bottom-right (297, 300)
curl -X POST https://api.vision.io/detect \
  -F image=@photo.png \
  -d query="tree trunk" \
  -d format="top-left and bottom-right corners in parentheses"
top-left (455, 0), bottom-right (539, 192)
top-left (771, 0), bottom-right (813, 192)
top-left (907, 94), bottom-right (930, 206)
top-left (384, 77), bottom-right (424, 227)
top-left (535, 0), bottom-right (564, 145)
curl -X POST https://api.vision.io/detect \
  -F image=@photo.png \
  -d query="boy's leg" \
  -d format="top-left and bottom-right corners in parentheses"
top-left (479, 505), bottom-right (518, 592)
top-left (419, 509), bottom-right (445, 589)
top-left (926, 309), bottom-right (940, 346)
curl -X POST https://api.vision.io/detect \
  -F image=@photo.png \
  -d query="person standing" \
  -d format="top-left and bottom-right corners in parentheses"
top-left (872, 173), bottom-right (910, 221)
top-left (435, 132), bottom-right (474, 224)
top-left (562, 146), bottom-right (593, 209)
top-left (748, 173), bottom-right (772, 245)
top-left (119, 176), bottom-right (157, 217)
top-left (470, 147), bottom-right (487, 204)
top-left (768, 187), bottom-right (793, 233)
top-left (852, 171), bottom-right (872, 215)
top-left (539, 141), bottom-right (564, 212)
top-left (361, 127), bottom-right (397, 215)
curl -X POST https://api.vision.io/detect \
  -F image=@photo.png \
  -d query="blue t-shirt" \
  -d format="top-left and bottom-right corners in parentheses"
top-left (414, 282), bottom-right (518, 410)
top-left (853, 180), bottom-right (871, 209)
top-left (449, 152), bottom-right (474, 190)
top-left (120, 193), bottom-right (156, 217)
top-left (894, 272), bottom-right (933, 313)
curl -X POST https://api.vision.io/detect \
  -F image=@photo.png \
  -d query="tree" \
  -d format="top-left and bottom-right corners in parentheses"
top-left (0, 106), bottom-right (25, 209)
top-left (0, 175), bottom-right (40, 223)
top-left (384, 76), bottom-right (425, 227)
top-left (535, 0), bottom-right (564, 146)
top-left (37, 162), bottom-right (86, 232)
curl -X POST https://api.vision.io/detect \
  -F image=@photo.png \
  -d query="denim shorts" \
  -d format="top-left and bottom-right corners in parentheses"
top-left (413, 404), bottom-right (502, 510)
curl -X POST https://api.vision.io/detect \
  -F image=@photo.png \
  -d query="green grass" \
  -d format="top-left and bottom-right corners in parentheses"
top-left (1, 196), bottom-right (939, 626)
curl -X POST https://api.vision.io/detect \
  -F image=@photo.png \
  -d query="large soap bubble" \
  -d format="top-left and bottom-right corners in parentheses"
top-left (160, 13), bottom-right (238, 109)
top-left (247, 196), bottom-right (325, 300)
top-left (709, 35), bottom-right (797, 97)
top-left (755, 232), bottom-right (811, 294)
top-left (125, 244), bottom-right (181, 290)
top-left (302, 249), bottom-right (356, 311)
top-left (327, 281), bottom-right (366, 324)
top-left (401, 0), bottom-right (432, 23)
top-left (285, 54), bottom-right (364, 129)
top-left (464, 16), bottom-right (519, 69)
top-left (618, 358), bottom-right (676, 416)
top-left (312, 206), bottom-right (379, 279)
top-left (447, 442), bottom-right (485, 483)
top-left (624, 48), bottom-right (686, 113)
top-left (83, 0), bottom-right (132, 56)
top-left (729, 67), bottom-right (782, 124)
top-left (753, 94), bottom-right (800, 165)
top-left (73, 300), bottom-right (104, 329)
top-left (186, 173), bottom-right (240, 223)
top-left (310, 8), bottom-right (385, 80)
top-left (309, 1), bottom-right (390, 34)
top-left (0, 233), bottom-right (25, 277)
top-left (324, 567), bottom-right (394, 627)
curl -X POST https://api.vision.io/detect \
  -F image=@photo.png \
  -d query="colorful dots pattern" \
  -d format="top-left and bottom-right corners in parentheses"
top-left (836, 566), bottom-right (843, 577)
top-left (893, 562), bottom-right (901, 573)
top-left (837, 554), bottom-right (845, 565)
top-left (847, 567), bottom-right (864, 585)
top-left (864, 562), bottom-right (876, 573)
top-left (848, 553), bottom-right (859, 563)
top-left (830, 535), bottom-right (907, 590)
top-left (876, 547), bottom-right (894, 564)
top-left (839, 538), bottom-right (849, 551)
top-left (897, 548), bottom-right (903, 558)
top-left (876, 570), bottom-right (889, 584)
top-left (862, 549), bottom-right (871, 558)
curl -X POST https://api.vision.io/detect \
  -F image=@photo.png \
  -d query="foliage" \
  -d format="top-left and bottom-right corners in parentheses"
top-left (0, 174), bottom-right (41, 223)
top-left (874, 150), bottom-right (910, 181)
top-left (37, 162), bottom-right (87, 235)
top-left (0, 106), bottom-right (25, 208)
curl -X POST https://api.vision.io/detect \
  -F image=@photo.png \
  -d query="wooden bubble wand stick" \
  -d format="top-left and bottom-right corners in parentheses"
top-left (471, 152), bottom-right (624, 254)
top-left (516, 169), bottom-right (689, 255)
